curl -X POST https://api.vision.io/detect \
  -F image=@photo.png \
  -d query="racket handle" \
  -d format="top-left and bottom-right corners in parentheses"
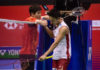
top-left (45, 55), bottom-right (53, 59)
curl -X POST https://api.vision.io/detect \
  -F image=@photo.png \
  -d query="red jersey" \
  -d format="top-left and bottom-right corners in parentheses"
top-left (20, 17), bottom-right (39, 55)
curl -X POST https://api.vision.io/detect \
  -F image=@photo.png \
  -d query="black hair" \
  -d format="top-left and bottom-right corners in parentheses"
top-left (29, 5), bottom-right (41, 15)
top-left (47, 9), bottom-right (61, 19)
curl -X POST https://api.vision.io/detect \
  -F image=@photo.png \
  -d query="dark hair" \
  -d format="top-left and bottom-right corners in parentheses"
top-left (47, 9), bottom-right (61, 19)
top-left (29, 5), bottom-right (41, 15)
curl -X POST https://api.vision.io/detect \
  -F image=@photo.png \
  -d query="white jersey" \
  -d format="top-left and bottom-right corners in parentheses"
top-left (53, 21), bottom-right (71, 60)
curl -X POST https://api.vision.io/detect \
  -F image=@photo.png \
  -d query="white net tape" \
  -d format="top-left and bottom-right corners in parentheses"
top-left (0, 18), bottom-right (36, 24)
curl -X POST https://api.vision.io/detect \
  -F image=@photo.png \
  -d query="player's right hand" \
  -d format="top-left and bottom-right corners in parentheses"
top-left (38, 54), bottom-right (47, 61)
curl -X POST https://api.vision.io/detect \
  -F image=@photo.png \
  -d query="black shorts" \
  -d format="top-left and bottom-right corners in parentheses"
top-left (19, 54), bottom-right (36, 61)
top-left (19, 54), bottom-right (36, 70)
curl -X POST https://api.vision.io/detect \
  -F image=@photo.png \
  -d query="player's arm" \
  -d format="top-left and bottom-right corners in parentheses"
top-left (36, 20), bottom-right (54, 38)
top-left (39, 26), bottom-right (69, 61)
top-left (44, 26), bottom-right (54, 38)
top-left (41, 15), bottom-right (50, 20)
top-left (44, 26), bottom-right (69, 56)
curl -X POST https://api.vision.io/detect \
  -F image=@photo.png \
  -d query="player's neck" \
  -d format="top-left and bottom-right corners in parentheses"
top-left (30, 14), bottom-right (34, 17)
top-left (55, 19), bottom-right (63, 27)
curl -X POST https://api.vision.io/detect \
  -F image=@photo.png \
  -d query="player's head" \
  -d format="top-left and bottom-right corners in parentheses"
top-left (29, 5), bottom-right (42, 19)
top-left (47, 9), bottom-right (62, 25)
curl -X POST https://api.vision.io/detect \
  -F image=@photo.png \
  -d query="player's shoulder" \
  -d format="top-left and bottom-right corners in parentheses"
top-left (60, 26), bottom-right (68, 31)
top-left (59, 23), bottom-right (69, 33)
top-left (25, 17), bottom-right (36, 22)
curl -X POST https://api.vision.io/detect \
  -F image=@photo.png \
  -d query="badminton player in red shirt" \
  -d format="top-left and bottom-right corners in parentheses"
top-left (20, 5), bottom-right (41, 70)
